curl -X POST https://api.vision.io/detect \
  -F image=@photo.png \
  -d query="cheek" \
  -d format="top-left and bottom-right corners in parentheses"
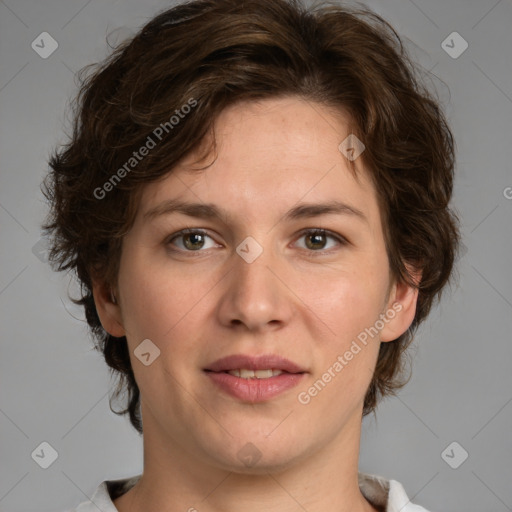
top-left (300, 263), bottom-right (387, 401)
top-left (118, 250), bottom-right (220, 353)
top-left (117, 259), bottom-right (203, 397)
top-left (299, 276), bottom-right (383, 413)
top-left (305, 265), bottom-right (388, 344)
top-left (117, 252), bottom-right (182, 341)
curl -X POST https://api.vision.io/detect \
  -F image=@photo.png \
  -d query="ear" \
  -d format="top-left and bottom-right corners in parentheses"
top-left (380, 267), bottom-right (422, 343)
top-left (91, 278), bottom-right (126, 338)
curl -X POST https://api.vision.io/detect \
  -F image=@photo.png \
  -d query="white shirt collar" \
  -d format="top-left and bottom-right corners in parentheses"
top-left (73, 472), bottom-right (430, 512)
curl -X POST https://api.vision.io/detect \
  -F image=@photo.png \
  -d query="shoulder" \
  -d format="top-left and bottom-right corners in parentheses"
top-left (63, 474), bottom-right (141, 512)
top-left (358, 472), bottom-right (432, 512)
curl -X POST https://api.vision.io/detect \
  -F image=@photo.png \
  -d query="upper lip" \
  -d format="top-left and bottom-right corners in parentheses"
top-left (205, 354), bottom-right (306, 374)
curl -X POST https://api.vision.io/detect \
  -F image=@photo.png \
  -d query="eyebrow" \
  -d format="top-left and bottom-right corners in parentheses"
top-left (143, 198), bottom-right (367, 224)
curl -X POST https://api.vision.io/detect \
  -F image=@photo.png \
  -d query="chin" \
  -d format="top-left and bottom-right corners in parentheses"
top-left (216, 450), bottom-right (304, 476)
top-left (204, 433), bottom-right (309, 476)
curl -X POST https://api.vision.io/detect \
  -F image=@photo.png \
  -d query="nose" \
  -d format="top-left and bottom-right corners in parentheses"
top-left (216, 237), bottom-right (295, 332)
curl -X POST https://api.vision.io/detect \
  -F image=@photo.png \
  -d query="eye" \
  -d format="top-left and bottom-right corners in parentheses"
top-left (166, 229), bottom-right (218, 252)
top-left (166, 228), bottom-right (347, 254)
top-left (294, 229), bottom-right (347, 252)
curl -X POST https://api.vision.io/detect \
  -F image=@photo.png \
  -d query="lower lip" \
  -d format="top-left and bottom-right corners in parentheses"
top-left (205, 371), bottom-right (305, 402)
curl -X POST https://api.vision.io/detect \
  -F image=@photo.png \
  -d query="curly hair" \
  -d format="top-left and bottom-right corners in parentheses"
top-left (41, 0), bottom-right (459, 435)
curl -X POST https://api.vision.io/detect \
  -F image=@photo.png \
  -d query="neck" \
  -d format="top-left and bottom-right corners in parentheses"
top-left (114, 404), bottom-right (378, 512)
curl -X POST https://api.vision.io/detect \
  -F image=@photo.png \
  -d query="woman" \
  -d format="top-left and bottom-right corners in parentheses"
top-left (42, 1), bottom-right (459, 510)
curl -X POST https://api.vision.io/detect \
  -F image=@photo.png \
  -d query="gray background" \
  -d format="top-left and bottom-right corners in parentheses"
top-left (1, 0), bottom-right (511, 511)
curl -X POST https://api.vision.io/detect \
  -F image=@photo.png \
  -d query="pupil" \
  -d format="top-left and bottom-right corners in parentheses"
top-left (185, 233), bottom-right (204, 250)
top-left (307, 232), bottom-right (325, 250)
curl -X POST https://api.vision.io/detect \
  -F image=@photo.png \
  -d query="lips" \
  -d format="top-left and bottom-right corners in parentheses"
top-left (204, 354), bottom-right (307, 402)
top-left (204, 354), bottom-right (306, 374)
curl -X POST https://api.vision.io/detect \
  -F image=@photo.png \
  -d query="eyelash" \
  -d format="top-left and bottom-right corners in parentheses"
top-left (165, 228), bottom-right (348, 256)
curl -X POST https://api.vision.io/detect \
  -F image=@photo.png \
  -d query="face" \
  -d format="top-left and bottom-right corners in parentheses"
top-left (95, 96), bottom-right (417, 473)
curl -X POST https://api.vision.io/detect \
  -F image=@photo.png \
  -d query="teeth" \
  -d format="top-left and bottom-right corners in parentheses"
top-left (227, 369), bottom-right (283, 379)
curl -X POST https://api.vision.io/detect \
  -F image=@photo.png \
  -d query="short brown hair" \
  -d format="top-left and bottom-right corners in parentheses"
top-left (41, 0), bottom-right (459, 434)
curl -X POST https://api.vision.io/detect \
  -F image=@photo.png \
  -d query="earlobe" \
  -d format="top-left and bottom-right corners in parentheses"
top-left (91, 278), bottom-right (126, 338)
top-left (380, 268), bottom-right (421, 342)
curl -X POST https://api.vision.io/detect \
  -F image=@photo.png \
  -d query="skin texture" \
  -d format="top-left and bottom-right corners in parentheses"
top-left (93, 96), bottom-right (419, 512)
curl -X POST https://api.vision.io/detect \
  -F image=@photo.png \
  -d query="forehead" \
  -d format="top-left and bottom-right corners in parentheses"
top-left (137, 97), bottom-right (380, 228)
